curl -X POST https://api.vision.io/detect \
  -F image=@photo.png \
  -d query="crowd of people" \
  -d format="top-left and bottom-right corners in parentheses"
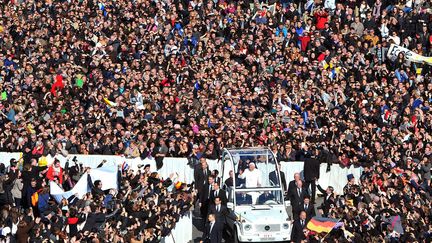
top-left (0, 0), bottom-right (431, 241)
top-left (0, 157), bottom-right (194, 242)
top-left (287, 162), bottom-right (432, 242)
top-left (0, 0), bottom-right (430, 170)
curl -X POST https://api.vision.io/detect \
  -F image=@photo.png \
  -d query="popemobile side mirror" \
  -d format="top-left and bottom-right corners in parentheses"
top-left (227, 202), bottom-right (234, 210)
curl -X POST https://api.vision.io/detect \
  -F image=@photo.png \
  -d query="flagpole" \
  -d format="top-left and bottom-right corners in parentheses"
top-left (319, 218), bottom-right (342, 243)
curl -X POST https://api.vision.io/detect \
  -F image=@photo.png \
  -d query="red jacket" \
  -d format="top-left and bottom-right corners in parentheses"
top-left (32, 145), bottom-right (44, 156)
top-left (46, 165), bottom-right (64, 184)
top-left (50, 74), bottom-right (64, 96)
top-left (315, 11), bottom-right (328, 30)
top-left (318, 53), bottom-right (327, 62)
top-left (298, 35), bottom-right (311, 52)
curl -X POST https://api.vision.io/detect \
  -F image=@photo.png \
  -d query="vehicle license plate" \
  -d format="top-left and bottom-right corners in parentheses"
top-left (261, 234), bottom-right (274, 238)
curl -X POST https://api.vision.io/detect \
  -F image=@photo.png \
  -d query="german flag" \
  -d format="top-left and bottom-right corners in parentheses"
top-left (306, 217), bottom-right (340, 233)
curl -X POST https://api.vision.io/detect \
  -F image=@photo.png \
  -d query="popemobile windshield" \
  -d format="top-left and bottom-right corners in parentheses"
top-left (221, 147), bottom-right (291, 243)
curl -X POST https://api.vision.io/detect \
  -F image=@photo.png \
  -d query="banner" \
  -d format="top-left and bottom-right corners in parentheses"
top-left (50, 165), bottom-right (118, 203)
top-left (387, 44), bottom-right (432, 65)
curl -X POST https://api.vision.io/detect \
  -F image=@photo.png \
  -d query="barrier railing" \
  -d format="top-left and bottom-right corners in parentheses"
top-left (1, 153), bottom-right (362, 195)
top-left (160, 211), bottom-right (192, 243)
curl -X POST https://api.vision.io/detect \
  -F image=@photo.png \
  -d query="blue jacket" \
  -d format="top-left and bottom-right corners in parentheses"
top-left (38, 193), bottom-right (50, 213)
top-left (276, 26), bottom-right (288, 37)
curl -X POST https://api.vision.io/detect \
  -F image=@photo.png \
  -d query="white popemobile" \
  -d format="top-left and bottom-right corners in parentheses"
top-left (221, 147), bottom-right (291, 243)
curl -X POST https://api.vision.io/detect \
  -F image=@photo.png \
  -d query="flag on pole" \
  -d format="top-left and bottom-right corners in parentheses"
top-left (307, 217), bottom-right (340, 233)
top-left (343, 228), bottom-right (354, 239)
top-left (121, 161), bottom-right (129, 172)
top-left (103, 98), bottom-right (117, 107)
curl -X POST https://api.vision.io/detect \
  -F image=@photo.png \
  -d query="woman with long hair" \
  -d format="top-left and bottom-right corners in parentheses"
top-left (16, 216), bottom-right (40, 243)
top-left (11, 170), bottom-right (24, 209)
top-left (26, 179), bottom-right (39, 216)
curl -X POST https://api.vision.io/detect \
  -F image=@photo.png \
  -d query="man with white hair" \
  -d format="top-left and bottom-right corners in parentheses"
top-left (288, 172), bottom-right (302, 196)
top-left (238, 163), bottom-right (262, 188)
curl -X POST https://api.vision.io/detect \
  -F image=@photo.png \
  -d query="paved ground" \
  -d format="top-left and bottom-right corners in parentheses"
top-left (191, 198), bottom-right (324, 243)
top-left (191, 204), bottom-right (232, 243)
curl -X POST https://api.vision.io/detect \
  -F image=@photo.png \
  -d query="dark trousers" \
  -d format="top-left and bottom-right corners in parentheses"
top-left (155, 157), bottom-right (164, 170)
top-left (292, 208), bottom-right (300, 221)
top-left (200, 200), bottom-right (209, 218)
top-left (14, 197), bottom-right (21, 208)
top-left (32, 205), bottom-right (40, 217)
top-left (0, 193), bottom-right (6, 206)
top-left (304, 180), bottom-right (316, 203)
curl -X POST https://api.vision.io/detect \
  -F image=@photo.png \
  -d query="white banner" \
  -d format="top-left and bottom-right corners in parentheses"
top-left (50, 165), bottom-right (118, 203)
top-left (50, 173), bottom-right (88, 203)
top-left (387, 44), bottom-right (432, 65)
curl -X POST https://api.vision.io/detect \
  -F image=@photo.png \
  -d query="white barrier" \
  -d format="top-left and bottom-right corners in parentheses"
top-left (1, 153), bottom-right (219, 184)
top-left (279, 162), bottom-right (363, 195)
top-left (0, 153), bottom-right (361, 194)
top-left (280, 161), bottom-right (305, 183)
top-left (161, 211), bottom-right (193, 243)
top-left (1, 153), bottom-right (181, 180)
top-left (318, 164), bottom-right (363, 195)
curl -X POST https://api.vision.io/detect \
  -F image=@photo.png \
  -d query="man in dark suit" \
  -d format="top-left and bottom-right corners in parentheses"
top-left (236, 192), bottom-right (252, 205)
top-left (290, 211), bottom-right (308, 243)
top-left (269, 163), bottom-right (287, 191)
top-left (200, 214), bottom-right (223, 243)
top-left (224, 170), bottom-right (235, 188)
top-left (194, 158), bottom-right (211, 197)
top-left (316, 182), bottom-right (335, 217)
top-left (211, 169), bottom-right (221, 186)
top-left (287, 172), bottom-right (301, 200)
top-left (303, 149), bottom-right (321, 203)
top-left (294, 195), bottom-right (315, 221)
top-left (209, 182), bottom-right (227, 206)
top-left (258, 191), bottom-right (275, 204)
top-left (290, 180), bottom-right (309, 220)
top-left (200, 175), bottom-right (215, 218)
top-left (208, 197), bottom-right (228, 224)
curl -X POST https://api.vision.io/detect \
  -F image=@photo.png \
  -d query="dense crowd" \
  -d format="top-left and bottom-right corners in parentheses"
top-left (287, 163), bottom-right (432, 242)
top-left (0, 157), bottom-right (194, 242)
top-left (0, 0), bottom-right (431, 242)
top-left (1, 0), bottom-right (432, 168)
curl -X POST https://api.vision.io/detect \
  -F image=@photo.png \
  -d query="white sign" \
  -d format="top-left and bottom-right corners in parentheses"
top-left (387, 44), bottom-right (432, 65)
